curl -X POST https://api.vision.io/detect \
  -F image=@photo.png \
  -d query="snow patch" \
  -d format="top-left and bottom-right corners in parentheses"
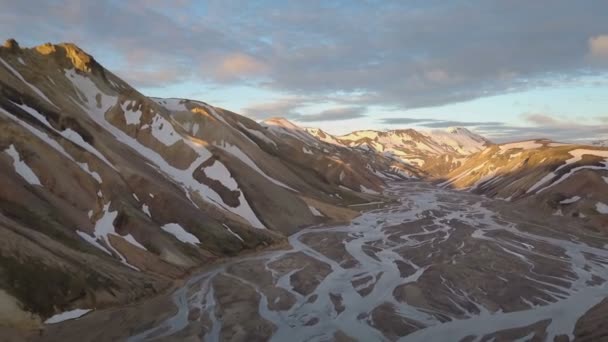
top-left (122, 101), bottom-right (142, 125)
top-left (223, 224), bottom-right (244, 242)
top-left (77, 203), bottom-right (142, 270)
top-left (560, 196), bottom-right (581, 205)
top-left (596, 202), bottom-right (608, 214)
top-left (150, 114), bottom-right (180, 146)
top-left (308, 205), bottom-right (323, 217)
top-left (360, 185), bottom-right (380, 195)
top-left (499, 140), bottom-right (543, 153)
top-left (0, 57), bottom-right (56, 107)
top-left (216, 141), bottom-right (297, 192)
top-left (161, 223), bottom-right (200, 245)
top-left (4, 144), bottom-right (41, 185)
top-left (204, 160), bottom-right (239, 191)
top-left (44, 309), bottom-right (91, 324)
top-left (142, 204), bottom-right (151, 217)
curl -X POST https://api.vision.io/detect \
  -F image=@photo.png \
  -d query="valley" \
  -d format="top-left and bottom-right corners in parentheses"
top-left (37, 181), bottom-right (608, 341)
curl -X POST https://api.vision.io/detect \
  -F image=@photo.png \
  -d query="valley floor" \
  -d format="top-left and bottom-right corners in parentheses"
top-left (38, 182), bottom-right (608, 342)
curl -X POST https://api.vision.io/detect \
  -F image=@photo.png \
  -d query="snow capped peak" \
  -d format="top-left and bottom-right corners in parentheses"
top-left (443, 127), bottom-right (487, 141)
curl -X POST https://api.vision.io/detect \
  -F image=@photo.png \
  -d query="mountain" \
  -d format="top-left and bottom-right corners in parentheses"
top-left (0, 40), bottom-right (411, 325)
top-left (306, 126), bottom-right (490, 175)
top-left (438, 139), bottom-right (608, 230)
top-left (3, 39), bottom-right (608, 340)
top-left (591, 139), bottom-right (608, 147)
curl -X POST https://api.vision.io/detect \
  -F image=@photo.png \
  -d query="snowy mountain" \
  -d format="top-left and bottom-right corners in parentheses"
top-left (305, 126), bottom-right (490, 175)
top-left (439, 139), bottom-right (608, 228)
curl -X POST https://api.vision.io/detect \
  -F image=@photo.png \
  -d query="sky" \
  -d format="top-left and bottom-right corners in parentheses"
top-left (2, 0), bottom-right (608, 142)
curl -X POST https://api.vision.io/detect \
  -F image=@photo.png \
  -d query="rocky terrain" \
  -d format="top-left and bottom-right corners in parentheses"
top-left (0, 39), bottom-right (413, 328)
top-left (306, 127), bottom-right (490, 176)
top-left (2, 39), bottom-right (608, 341)
top-left (37, 182), bottom-right (608, 341)
top-left (439, 139), bottom-right (608, 232)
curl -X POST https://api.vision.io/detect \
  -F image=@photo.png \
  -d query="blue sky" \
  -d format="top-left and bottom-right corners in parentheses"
top-left (2, 0), bottom-right (608, 142)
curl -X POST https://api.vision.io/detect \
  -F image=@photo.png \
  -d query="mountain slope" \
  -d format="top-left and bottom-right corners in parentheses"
top-left (0, 40), bottom-right (407, 325)
top-left (438, 139), bottom-right (608, 230)
top-left (306, 126), bottom-right (490, 175)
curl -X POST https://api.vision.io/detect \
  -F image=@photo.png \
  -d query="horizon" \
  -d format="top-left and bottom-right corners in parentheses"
top-left (2, 1), bottom-right (607, 143)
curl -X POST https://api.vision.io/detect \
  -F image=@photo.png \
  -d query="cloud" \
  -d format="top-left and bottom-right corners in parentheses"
top-left (242, 98), bottom-right (365, 122)
top-left (588, 35), bottom-right (608, 62)
top-left (242, 98), bottom-right (306, 120)
top-left (380, 117), bottom-right (503, 128)
top-left (3, 0), bottom-right (608, 110)
top-left (420, 120), bottom-right (504, 128)
top-left (212, 53), bottom-right (268, 81)
top-left (295, 107), bottom-right (366, 122)
top-left (523, 113), bottom-right (560, 126)
top-left (380, 118), bottom-right (437, 125)
top-left (472, 113), bottom-right (608, 143)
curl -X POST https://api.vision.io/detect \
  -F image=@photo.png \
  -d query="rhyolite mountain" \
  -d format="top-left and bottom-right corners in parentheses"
top-left (0, 39), bottom-right (416, 326)
top-left (438, 139), bottom-right (608, 232)
top-left (305, 126), bottom-right (490, 176)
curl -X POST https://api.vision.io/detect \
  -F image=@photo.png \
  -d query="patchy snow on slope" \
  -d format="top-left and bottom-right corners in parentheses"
top-left (302, 146), bottom-right (313, 155)
top-left (360, 185), bottom-right (380, 195)
top-left (529, 149), bottom-right (608, 194)
top-left (142, 204), bottom-right (151, 217)
top-left (216, 141), bottom-right (297, 192)
top-left (4, 144), bottom-right (42, 185)
top-left (596, 202), bottom-right (608, 214)
top-left (308, 205), bottom-right (323, 217)
top-left (424, 127), bottom-right (487, 154)
top-left (13, 102), bottom-right (116, 170)
top-left (560, 196), bottom-right (581, 204)
top-left (340, 130), bottom-right (381, 141)
top-left (63, 70), bottom-right (266, 229)
top-left (499, 140), bottom-right (543, 153)
top-left (557, 149), bottom-right (608, 171)
top-left (237, 122), bottom-right (277, 147)
top-left (150, 114), bottom-right (181, 146)
top-left (161, 223), bottom-right (200, 245)
top-left (204, 160), bottom-right (239, 191)
top-left (439, 161), bottom-right (488, 188)
top-left (76, 161), bottom-right (102, 183)
top-left (122, 234), bottom-right (147, 250)
top-left (0, 108), bottom-right (101, 182)
top-left (305, 128), bottom-right (343, 146)
top-left (44, 308), bottom-right (91, 324)
top-left (469, 170), bottom-right (499, 191)
top-left (604, 176), bottom-right (608, 184)
top-left (153, 98), bottom-right (188, 112)
top-left (222, 224), bottom-right (244, 242)
top-left (0, 57), bottom-right (57, 107)
top-left (262, 118), bottom-right (319, 145)
top-left (76, 203), bottom-right (143, 270)
top-left (122, 101), bottom-right (142, 125)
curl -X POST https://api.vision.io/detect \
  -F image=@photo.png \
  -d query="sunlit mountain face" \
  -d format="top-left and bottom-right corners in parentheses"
top-left (1, 1), bottom-right (608, 341)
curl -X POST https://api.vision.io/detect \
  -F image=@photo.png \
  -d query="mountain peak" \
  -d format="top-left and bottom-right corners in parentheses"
top-left (2, 38), bottom-right (19, 50)
top-left (263, 117), bottom-right (299, 129)
top-left (445, 126), bottom-right (468, 134)
top-left (34, 42), bottom-right (98, 73)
